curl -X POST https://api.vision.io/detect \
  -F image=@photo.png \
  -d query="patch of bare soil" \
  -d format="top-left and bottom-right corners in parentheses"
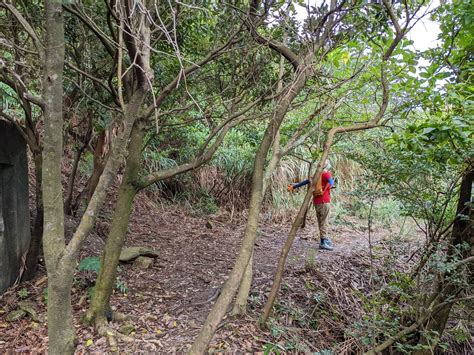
top-left (0, 193), bottom-right (462, 353)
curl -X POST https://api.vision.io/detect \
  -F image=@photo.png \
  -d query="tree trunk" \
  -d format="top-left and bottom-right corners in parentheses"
top-left (72, 131), bottom-right (107, 213)
top-left (369, 168), bottom-right (473, 355)
top-left (230, 8), bottom-right (289, 313)
top-left (260, 76), bottom-right (392, 324)
top-left (22, 152), bottom-right (43, 280)
top-left (261, 148), bottom-right (332, 325)
top-left (231, 252), bottom-right (253, 315)
top-left (85, 122), bottom-right (144, 326)
top-left (231, 137), bottom-right (283, 314)
top-left (189, 124), bottom-right (272, 354)
top-left (64, 144), bottom-right (86, 215)
top-left (40, 1), bottom-right (153, 351)
top-left (47, 268), bottom-right (75, 354)
top-left (87, 131), bottom-right (107, 202)
top-left (189, 53), bottom-right (313, 354)
top-left (86, 113), bottom-right (242, 326)
top-left (41, 0), bottom-right (71, 352)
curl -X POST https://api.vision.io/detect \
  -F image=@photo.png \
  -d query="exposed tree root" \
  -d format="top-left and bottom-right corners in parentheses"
top-left (96, 320), bottom-right (134, 352)
top-left (191, 288), bottom-right (221, 306)
top-left (111, 311), bottom-right (128, 322)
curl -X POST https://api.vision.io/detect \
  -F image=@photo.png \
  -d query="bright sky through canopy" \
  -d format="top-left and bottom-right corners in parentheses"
top-left (294, 0), bottom-right (441, 53)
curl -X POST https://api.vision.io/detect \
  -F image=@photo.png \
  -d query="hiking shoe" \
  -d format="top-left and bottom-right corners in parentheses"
top-left (325, 237), bottom-right (333, 248)
top-left (319, 238), bottom-right (333, 250)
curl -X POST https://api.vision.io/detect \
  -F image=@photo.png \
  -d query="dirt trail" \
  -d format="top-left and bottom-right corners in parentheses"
top-left (0, 194), bottom-right (399, 353)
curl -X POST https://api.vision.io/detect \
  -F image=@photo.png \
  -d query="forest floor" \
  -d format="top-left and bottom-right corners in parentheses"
top-left (0, 191), bottom-right (467, 353)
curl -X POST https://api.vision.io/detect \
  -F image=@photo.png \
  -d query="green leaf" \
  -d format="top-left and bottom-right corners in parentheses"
top-left (78, 257), bottom-right (101, 273)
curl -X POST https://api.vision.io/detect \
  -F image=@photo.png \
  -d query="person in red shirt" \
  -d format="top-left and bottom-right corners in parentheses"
top-left (288, 160), bottom-right (335, 250)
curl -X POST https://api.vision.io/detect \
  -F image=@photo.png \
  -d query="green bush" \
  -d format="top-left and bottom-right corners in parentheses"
top-left (77, 256), bottom-right (128, 296)
top-left (332, 201), bottom-right (350, 225)
top-left (193, 193), bottom-right (219, 215)
top-left (349, 198), bottom-right (402, 227)
top-left (78, 256), bottom-right (101, 273)
top-left (176, 187), bottom-right (219, 216)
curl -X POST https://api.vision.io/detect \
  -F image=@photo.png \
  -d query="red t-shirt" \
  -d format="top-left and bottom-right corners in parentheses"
top-left (313, 171), bottom-right (332, 205)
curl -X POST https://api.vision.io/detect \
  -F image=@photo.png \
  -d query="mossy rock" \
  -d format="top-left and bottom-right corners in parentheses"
top-left (18, 301), bottom-right (41, 322)
top-left (133, 256), bottom-right (154, 270)
top-left (6, 309), bottom-right (26, 322)
top-left (118, 323), bottom-right (135, 335)
top-left (119, 247), bottom-right (158, 262)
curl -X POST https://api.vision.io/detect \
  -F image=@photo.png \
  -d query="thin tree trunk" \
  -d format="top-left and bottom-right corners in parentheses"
top-left (260, 138), bottom-right (334, 325)
top-left (47, 269), bottom-right (76, 354)
top-left (41, 0), bottom-right (72, 352)
top-left (189, 122), bottom-right (273, 354)
top-left (231, 133), bottom-right (284, 315)
top-left (82, 1), bottom-right (242, 334)
top-left (64, 145), bottom-right (85, 215)
top-left (72, 131), bottom-right (107, 213)
top-left (87, 131), bottom-right (107, 202)
top-left (231, 6), bottom-right (289, 313)
top-left (189, 53), bottom-right (313, 354)
top-left (40, 1), bottom-right (153, 351)
top-left (85, 122), bottom-right (144, 326)
top-left (23, 152), bottom-right (43, 280)
top-left (231, 252), bottom-right (253, 315)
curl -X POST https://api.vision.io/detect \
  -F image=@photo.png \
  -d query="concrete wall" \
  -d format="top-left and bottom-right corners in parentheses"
top-left (0, 120), bottom-right (31, 293)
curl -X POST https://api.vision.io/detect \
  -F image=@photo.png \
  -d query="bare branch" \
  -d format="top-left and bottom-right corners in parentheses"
top-left (1, 2), bottom-right (44, 59)
top-left (143, 31), bottom-right (241, 119)
top-left (65, 62), bottom-right (114, 96)
top-left (23, 92), bottom-right (45, 108)
top-left (116, 16), bottom-right (126, 111)
top-left (382, 0), bottom-right (402, 35)
top-left (138, 114), bottom-right (245, 190)
top-left (245, 20), bottom-right (300, 70)
top-left (63, 3), bottom-right (117, 57)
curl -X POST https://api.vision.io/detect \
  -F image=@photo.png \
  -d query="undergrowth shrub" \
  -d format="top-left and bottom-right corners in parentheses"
top-left (332, 201), bottom-right (350, 225)
top-left (178, 187), bottom-right (219, 216)
top-left (351, 198), bottom-right (402, 228)
top-left (78, 151), bottom-right (94, 178)
top-left (77, 256), bottom-right (128, 297)
top-left (350, 271), bottom-right (418, 348)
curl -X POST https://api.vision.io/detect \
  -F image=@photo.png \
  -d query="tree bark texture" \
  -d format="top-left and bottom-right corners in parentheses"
top-left (87, 131), bottom-right (108, 202)
top-left (64, 144), bottom-right (86, 215)
top-left (231, 252), bottom-right (253, 315)
top-left (85, 122), bottom-right (144, 325)
top-left (41, 0), bottom-right (72, 353)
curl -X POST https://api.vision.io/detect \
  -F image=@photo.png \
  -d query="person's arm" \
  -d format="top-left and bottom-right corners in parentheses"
top-left (323, 172), bottom-right (334, 191)
top-left (328, 177), bottom-right (334, 187)
top-left (293, 179), bottom-right (310, 188)
top-left (288, 179), bottom-right (310, 191)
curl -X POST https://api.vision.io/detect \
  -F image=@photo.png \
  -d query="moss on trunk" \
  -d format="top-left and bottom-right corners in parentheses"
top-left (85, 122), bottom-right (144, 324)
